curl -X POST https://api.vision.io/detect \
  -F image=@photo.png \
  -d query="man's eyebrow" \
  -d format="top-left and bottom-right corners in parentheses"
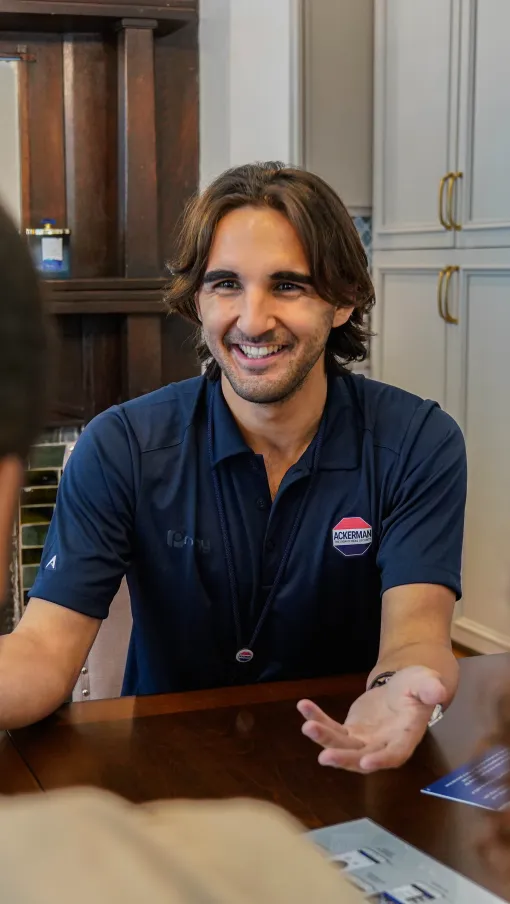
top-left (203, 269), bottom-right (239, 283)
top-left (270, 270), bottom-right (314, 285)
top-left (202, 269), bottom-right (314, 285)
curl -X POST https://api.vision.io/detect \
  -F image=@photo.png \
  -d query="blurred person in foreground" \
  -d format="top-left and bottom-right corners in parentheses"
top-left (15, 163), bottom-right (466, 772)
top-left (0, 201), bottom-right (360, 903)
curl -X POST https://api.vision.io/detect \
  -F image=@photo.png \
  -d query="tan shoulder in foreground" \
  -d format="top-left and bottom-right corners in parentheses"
top-left (0, 788), bottom-right (363, 903)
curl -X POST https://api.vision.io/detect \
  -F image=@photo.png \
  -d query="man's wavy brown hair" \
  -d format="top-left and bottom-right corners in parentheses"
top-left (164, 162), bottom-right (375, 379)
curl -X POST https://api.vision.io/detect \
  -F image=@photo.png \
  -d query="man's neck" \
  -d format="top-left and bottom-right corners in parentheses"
top-left (221, 364), bottom-right (328, 464)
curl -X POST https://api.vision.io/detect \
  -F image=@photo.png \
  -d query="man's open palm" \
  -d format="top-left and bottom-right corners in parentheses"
top-left (297, 666), bottom-right (447, 773)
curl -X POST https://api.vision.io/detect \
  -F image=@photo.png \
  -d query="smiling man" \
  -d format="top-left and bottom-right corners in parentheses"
top-left (0, 194), bottom-right (360, 904)
top-left (9, 162), bottom-right (466, 773)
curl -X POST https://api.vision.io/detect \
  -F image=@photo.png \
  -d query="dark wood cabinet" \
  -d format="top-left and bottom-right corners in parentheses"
top-left (1, 1), bottom-right (200, 427)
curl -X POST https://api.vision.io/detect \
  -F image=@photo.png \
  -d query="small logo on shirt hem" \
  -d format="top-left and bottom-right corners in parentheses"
top-left (45, 555), bottom-right (57, 570)
top-left (332, 517), bottom-right (372, 557)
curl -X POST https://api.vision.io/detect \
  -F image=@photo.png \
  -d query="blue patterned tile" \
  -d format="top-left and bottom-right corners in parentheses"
top-left (352, 215), bottom-right (372, 272)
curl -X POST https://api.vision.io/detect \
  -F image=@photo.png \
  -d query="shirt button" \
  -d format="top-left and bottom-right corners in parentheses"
top-left (256, 497), bottom-right (267, 511)
top-left (265, 538), bottom-right (275, 551)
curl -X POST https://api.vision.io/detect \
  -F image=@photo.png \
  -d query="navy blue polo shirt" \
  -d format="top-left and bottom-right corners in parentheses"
top-left (30, 374), bottom-right (467, 696)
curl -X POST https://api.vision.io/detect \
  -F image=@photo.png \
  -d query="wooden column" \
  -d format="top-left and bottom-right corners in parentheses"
top-left (63, 33), bottom-right (118, 279)
top-left (18, 35), bottom-right (66, 231)
top-left (82, 315), bottom-right (122, 424)
top-left (117, 17), bottom-right (162, 399)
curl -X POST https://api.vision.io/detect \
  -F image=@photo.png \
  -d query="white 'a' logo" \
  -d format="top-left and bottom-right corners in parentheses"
top-left (45, 555), bottom-right (57, 570)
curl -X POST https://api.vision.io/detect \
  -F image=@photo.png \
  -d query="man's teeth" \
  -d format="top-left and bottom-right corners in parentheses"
top-left (238, 344), bottom-right (284, 359)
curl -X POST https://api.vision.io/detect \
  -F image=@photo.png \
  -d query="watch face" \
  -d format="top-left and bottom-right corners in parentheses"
top-left (428, 704), bottom-right (444, 727)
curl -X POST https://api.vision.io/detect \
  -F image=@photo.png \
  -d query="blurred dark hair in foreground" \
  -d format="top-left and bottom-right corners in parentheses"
top-left (0, 203), bottom-right (49, 459)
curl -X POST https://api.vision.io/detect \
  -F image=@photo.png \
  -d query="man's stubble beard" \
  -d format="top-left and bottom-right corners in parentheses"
top-left (223, 364), bottom-right (311, 406)
top-left (205, 324), bottom-right (333, 406)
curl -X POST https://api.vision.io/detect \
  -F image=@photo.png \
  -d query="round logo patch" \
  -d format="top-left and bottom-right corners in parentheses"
top-left (236, 648), bottom-right (254, 663)
top-left (332, 516), bottom-right (372, 557)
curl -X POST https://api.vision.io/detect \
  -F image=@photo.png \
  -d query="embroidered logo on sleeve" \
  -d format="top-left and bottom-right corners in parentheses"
top-left (332, 517), bottom-right (372, 557)
top-left (45, 555), bottom-right (57, 570)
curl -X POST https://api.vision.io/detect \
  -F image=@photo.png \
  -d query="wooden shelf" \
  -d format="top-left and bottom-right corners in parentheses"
top-left (45, 277), bottom-right (167, 314)
top-left (0, 1), bottom-right (196, 35)
top-left (5, 1), bottom-right (199, 426)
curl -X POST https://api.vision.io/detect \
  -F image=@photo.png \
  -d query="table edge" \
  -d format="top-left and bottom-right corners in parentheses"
top-left (49, 673), bottom-right (369, 725)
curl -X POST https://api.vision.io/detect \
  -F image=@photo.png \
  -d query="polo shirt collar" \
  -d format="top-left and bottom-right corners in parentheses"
top-left (315, 375), bottom-right (360, 471)
top-left (208, 380), bottom-right (251, 466)
top-left (207, 374), bottom-right (360, 471)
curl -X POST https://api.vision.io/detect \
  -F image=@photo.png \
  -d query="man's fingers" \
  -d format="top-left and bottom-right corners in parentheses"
top-left (359, 735), bottom-right (419, 772)
top-left (301, 719), bottom-right (364, 750)
top-left (318, 741), bottom-right (387, 771)
top-left (297, 699), bottom-right (345, 731)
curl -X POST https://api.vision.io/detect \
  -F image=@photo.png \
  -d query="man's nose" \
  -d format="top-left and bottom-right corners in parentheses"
top-left (236, 288), bottom-right (277, 337)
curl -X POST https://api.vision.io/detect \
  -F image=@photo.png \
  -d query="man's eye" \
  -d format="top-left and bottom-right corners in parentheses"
top-left (215, 280), bottom-right (239, 290)
top-left (275, 282), bottom-right (302, 292)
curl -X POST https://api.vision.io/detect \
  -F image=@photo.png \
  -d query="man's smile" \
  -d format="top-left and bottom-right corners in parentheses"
top-left (229, 342), bottom-right (290, 369)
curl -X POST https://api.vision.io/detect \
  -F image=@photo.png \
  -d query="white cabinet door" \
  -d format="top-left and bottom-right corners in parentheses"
top-left (371, 259), bottom-right (448, 408)
top-left (450, 266), bottom-right (510, 652)
top-left (373, 0), bottom-right (461, 251)
top-left (456, 0), bottom-right (510, 248)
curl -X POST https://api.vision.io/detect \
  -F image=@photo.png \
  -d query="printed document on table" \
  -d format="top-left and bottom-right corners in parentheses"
top-left (309, 818), bottom-right (503, 902)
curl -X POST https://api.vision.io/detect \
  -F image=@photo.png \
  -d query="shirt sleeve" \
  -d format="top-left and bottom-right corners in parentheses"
top-left (377, 404), bottom-right (467, 599)
top-left (28, 408), bottom-right (138, 620)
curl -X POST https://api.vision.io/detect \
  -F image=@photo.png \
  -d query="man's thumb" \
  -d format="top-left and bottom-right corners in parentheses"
top-left (414, 673), bottom-right (448, 707)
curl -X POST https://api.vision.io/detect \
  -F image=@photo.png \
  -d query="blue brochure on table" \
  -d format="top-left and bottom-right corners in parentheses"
top-left (422, 745), bottom-right (510, 810)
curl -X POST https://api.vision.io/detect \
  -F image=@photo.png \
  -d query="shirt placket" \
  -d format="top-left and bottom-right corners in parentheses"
top-left (257, 466), bottom-right (311, 622)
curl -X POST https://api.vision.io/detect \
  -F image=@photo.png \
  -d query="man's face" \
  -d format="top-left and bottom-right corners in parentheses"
top-left (196, 206), bottom-right (353, 404)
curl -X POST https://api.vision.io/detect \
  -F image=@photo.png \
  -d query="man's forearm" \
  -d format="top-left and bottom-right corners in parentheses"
top-left (0, 632), bottom-right (73, 730)
top-left (367, 642), bottom-right (459, 705)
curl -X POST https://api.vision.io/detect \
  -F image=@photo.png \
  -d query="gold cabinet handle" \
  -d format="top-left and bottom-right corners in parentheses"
top-left (447, 172), bottom-right (463, 230)
top-left (439, 174), bottom-right (453, 230)
top-left (437, 267), bottom-right (447, 320)
top-left (444, 265), bottom-right (459, 324)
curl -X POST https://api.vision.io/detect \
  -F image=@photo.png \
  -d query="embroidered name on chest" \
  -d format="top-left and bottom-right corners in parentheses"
top-left (167, 530), bottom-right (211, 554)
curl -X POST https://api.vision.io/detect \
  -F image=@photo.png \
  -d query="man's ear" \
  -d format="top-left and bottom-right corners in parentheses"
top-left (332, 305), bottom-right (355, 329)
top-left (332, 283), bottom-right (358, 328)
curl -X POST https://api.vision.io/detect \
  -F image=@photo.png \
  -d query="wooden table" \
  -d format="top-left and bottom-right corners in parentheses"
top-left (0, 731), bottom-right (41, 795)
top-left (7, 653), bottom-right (510, 900)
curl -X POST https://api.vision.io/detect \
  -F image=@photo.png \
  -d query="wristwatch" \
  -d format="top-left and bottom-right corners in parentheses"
top-left (368, 671), bottom-right (444, 728)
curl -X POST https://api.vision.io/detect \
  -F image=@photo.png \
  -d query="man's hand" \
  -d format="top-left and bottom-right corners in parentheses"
top-left (297, 666), bottom-right (447, 773)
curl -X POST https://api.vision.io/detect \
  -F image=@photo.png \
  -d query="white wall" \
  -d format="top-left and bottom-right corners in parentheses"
top-left (302, 0), bottom-right (373, 214)
top-left (199, 0), bottom-right (302, 189)
top-left (199, 0), bottom-right (373, 213)
top-left (198, 0), bottom-right (231, 189)
top-left (0, 62), bottom-right (21, 225)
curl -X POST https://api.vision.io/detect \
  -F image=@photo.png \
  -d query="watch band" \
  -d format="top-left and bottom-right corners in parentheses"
top-left (368, 671), bottom-right (396, 690)
top-left (428, 703), bottom-right (444, 728)
top-left (369, 671), bottom-right (444, 729)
